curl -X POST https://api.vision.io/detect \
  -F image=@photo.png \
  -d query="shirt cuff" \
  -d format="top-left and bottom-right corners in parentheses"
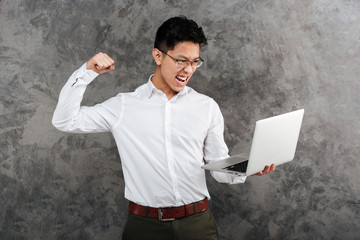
top-left (210, 170), bottom-right (247, 184)
top-left (74, 63), bottom-right (99, 84)
top-left (229, 175), bottom-right (247, 184)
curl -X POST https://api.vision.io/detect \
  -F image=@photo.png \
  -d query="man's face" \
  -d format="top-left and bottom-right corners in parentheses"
top-left (157, 41), bottom-right (200, 94)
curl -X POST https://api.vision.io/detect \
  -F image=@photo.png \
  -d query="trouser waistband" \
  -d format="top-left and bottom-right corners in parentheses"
top-left (128, 198), bottom-right (209, 221)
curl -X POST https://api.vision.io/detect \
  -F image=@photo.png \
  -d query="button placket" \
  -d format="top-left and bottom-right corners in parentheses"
top-left (164, 101), bottom-right (181, 201)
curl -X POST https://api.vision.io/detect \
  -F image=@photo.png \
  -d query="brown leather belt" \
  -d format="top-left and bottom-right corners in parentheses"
top-left (128, 198), bottom-right (209, 221)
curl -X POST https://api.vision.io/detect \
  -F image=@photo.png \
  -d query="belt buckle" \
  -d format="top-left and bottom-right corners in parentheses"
top-left (158, 208), bottom-right (175, 221)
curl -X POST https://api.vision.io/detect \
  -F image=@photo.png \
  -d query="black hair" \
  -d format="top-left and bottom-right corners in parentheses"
top-left (154, 16), bottom-right (207, 52)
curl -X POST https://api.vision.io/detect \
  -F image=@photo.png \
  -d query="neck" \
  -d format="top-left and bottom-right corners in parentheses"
top-left (152, 68), bottom-right (177, 100)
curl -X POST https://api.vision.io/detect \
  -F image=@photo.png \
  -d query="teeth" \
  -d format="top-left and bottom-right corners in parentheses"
top-left (176, 76), bottom-right (187, 82)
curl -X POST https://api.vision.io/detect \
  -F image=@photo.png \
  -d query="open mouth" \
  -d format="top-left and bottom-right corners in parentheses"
top-left (176, 75), bottom-right (188, 84)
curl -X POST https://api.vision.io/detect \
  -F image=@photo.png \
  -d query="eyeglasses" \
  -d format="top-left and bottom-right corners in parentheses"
top-left (158, 49), bottom-right (204, 69)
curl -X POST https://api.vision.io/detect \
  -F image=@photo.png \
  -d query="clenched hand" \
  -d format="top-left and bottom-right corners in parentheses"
top-left (86, 52), bottom-right (115, 74)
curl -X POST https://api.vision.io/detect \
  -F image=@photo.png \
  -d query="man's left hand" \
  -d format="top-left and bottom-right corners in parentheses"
top-left (252, 164), bottom-right (276, 176)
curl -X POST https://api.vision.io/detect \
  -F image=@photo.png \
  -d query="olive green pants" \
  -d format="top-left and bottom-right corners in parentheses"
top-left (122, 209), bottom-right (219, 240)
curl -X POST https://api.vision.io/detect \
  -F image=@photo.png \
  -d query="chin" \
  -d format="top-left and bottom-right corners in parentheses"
top-left (174, 86), bottom-right (185, 92)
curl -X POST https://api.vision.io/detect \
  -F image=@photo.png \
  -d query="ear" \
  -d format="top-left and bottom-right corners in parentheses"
top-left (152, 48), bottom-right (162, 66)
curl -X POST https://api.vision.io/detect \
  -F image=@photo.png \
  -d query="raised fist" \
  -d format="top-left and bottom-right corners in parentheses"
top-left (86, 52), bottom-right (115, 74)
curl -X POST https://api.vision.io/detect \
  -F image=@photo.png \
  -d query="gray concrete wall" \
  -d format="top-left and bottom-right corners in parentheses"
top-left (1, 0), bottom-right (359, 239)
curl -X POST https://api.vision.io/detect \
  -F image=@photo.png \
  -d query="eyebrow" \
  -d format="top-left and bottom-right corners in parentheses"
top-left (175, 54), bottom-right (200, 60)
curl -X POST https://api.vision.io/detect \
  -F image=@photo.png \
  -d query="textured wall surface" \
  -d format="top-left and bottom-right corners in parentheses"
top-left (1, 0), bottom-right (359, 239)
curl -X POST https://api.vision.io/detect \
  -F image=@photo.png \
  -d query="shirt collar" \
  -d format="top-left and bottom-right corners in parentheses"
top-left (146, 75), bottom-right (189, 99)
top-left (145, 75), bottom-right (156, 98)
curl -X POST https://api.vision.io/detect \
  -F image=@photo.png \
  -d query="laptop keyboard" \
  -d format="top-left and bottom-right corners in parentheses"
top-left (223, 160), bottom-right (249, 173)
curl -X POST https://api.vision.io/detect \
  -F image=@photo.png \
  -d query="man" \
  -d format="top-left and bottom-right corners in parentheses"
top-left (52, 16), bottom-right (275, 240)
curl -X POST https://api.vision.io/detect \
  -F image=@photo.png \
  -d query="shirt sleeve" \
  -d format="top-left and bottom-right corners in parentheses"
top-left (52, 63), bottom-right (120, 133)
top-left (203, 99), bottom-right (247, 184)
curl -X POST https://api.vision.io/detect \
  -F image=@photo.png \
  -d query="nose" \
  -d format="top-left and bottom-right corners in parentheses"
top-left (183, 63), bottom-right (195, 74)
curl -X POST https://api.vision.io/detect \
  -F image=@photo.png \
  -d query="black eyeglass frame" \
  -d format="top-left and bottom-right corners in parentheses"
top-left (158, 49), bottom-right (204, 69)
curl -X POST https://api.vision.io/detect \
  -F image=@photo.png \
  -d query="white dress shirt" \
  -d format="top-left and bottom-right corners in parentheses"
top-left (52, 63), bottom-right (246, 207)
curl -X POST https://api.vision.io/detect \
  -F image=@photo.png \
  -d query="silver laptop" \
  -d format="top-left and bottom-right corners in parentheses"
top-left (202, 109), bottom-right (304, 176)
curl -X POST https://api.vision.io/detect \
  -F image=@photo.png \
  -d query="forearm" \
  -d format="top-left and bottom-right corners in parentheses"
top-left (52, 63), bottom-right (99, 132)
